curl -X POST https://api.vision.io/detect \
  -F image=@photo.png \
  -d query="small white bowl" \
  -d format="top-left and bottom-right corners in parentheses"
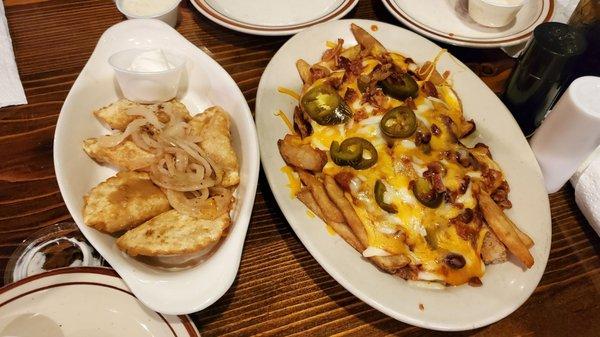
top-left (468, 0), bottom-right (526, 28)
top-left (108, 48), bottom-right (185, 103)
top-left (116, 0), bottom-right (182, 27)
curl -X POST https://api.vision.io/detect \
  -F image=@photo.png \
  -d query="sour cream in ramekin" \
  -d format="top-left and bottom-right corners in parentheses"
top-left (116, 0), bottom-right (182, 27)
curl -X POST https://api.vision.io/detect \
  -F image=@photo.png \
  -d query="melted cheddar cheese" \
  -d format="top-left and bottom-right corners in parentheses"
top-left (305, 83), bottom-right (487, 285)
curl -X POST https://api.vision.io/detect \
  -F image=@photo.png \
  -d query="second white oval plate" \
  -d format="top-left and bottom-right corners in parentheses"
top-left (256, 19), bottom-right (551, 331)
top-left (54, 19), bottom-right (259, 315)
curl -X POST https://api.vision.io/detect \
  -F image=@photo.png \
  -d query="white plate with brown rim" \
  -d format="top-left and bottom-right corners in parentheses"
top-left (0, 267), bottom-right (200, 337)
top-left (255, 19), bottom-right (551, 331)
top-left (190, 0), bottom-right (359, 36)
top-left (54, 19), bottom-right (259, 315)
top-left (382, 0), bottom-right (555, 48)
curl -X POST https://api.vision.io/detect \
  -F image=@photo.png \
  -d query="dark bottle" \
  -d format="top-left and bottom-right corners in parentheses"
top-left (503, 22), bottom-right (587, 137)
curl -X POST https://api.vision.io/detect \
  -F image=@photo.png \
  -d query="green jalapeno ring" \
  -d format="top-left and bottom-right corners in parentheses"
top-left (380, 73), bottom-right (419, 100)
top-left (411, 177), bottom-right (444, 208)
top-left (329, 137), bottom-right (378, 170)
top-left (374, 179), bottom-right (398, 214)
top-left (300, 83), bottom-right (353, 125)
top-left (330, 140), bottom-right (362, 167)
top-left (380, 106), bottom-right (417, 138)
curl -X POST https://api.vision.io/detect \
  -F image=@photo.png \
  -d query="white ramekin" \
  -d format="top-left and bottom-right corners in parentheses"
top-left (108, 48), bottom-right (185, 103)
top-left (116, 0), bottom-right (182, 27)
top-left (468, 0), bottom-right (526, 28)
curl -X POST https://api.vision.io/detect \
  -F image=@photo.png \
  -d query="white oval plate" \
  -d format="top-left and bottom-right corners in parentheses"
top-left (54, 19), bottom-right (259, 315)
top-left (190, 0), bottom-right (358, 36)
top-left (382, 0), bottom-right (554, 48)
top-left (0, 267), bottom-right (200, 337)
top-left (256, 19), bottom-right (551, 331)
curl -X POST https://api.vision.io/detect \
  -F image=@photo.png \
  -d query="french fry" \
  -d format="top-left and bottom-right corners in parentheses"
top-left (277, 134), bottom-right (327, 172)
top-left (506, 217), bottom-right (534, 249)
top-left (477, 184), bottom-right (534, 268)
top-left (297, 188), bottom-right (364, 252)
top-left (296, 59), bottom-right (312, 84)
top-left (481, 225), bottom-right (508, 264)
top-left (323, 175), bottom-right (369, 245)
top-left (297, 170), bottom-right (345, 224)
top-left (350, 23), bottom-right (387, 57)
top-left (323, 175), bottom-right (409, 273)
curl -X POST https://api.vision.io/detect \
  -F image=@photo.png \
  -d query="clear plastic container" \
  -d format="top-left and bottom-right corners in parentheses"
top-left (108, 48), bottom-right (185, 104)
top-left (4, 222), bottom-right (104, 284)
top-left (116, 0), bottom-right (182, 27)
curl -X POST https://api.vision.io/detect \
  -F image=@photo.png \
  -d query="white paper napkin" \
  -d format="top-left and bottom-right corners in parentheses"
top-left (0, 0), bottom-right (27, 108)
top-left (571, 147), bottom-right (600, 236)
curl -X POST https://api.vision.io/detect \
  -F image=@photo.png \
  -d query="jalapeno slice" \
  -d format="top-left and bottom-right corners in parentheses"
top-left (374, 179), bottom-right (397, 213)
top-left (330, 140), bottom-right (362, 167)
top-left (412, 177), bottom-right (444, 208)
top-left (300, 84), bottom-right (352, 125)
top-left (380, 106), bottom-right (417, 138)
top-left (330, 137), bottom-right (378, 170)
top-left (380, 73), bottom-right (419, 100)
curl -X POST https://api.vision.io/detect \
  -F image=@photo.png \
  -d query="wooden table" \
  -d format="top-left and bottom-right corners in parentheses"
top-left (1, 1), bottom-right (598, 336)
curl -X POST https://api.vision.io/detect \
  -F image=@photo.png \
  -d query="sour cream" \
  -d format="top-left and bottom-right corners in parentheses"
top-left (121, 0), bottom-right (178, 17)
top-left (127, 49), bottom-right (174, 72)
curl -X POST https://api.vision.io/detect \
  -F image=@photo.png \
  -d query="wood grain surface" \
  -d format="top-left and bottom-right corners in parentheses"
top-left (1, 1), bottom-right (598, 336)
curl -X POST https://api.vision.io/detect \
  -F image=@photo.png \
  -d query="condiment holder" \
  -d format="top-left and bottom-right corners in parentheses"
top-left (108, 48), bottom-right (185, 104)
top-left (468, 0), bottom-right (526, 27)
top-left (116, 0), bottom-right (182, 27)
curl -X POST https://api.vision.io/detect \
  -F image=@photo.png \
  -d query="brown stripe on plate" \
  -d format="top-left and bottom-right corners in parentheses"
top-left (192, 0), bottom-right (357, 32)
top-left (383, 0), bottom-right (554, 45)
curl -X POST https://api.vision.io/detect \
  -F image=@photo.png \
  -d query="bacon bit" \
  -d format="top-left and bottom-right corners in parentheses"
top-left (431, 123), bottom-right (441, 136)
top-left (338, 56), bottom-right (363, 76)
top-left (415, 130), bottom-right (432, 145)
top-left (482, 169), bottom-right (502, 190)
top-left (353, 109), bottom-right (368, 122)
top-left (422, 81), bottom-right (439, 98)
top-left (458, 175), bottom-right (471, 195)
top-left (491, 181), bottom-right (512, 209)
top-left (469, 277), bottom-right (483, 287)
top-left (310, 65), bottom-right (330, 82)
top-left (344, 87), bottom-right (358, 103)
top-left (370, 63), bottom-right (393, 82)
top-left (362, 85), bottom-right (386, 107)
top-left (452, 209), bottom-right (477, 242)
top-left (423, 162), bottom-right (446, 194)
top-left (371, 24), bottom-right (379, 32)
top-left (334, 171), bottom-right (355, 193)
top-left (442, 150), bottom-right (459, 162)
